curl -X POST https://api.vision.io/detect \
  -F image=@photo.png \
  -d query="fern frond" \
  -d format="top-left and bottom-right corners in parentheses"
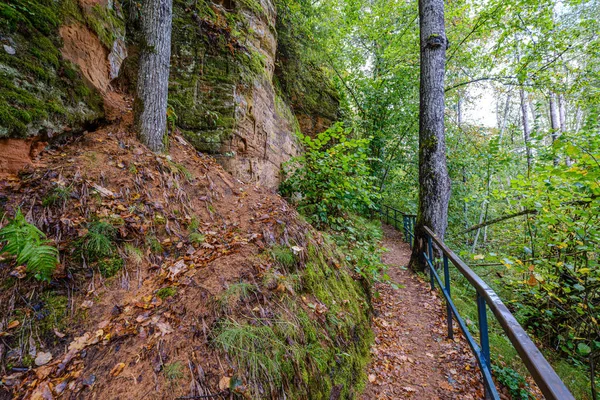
top-left (24, 244), bottom-right (59, 282)
top-left (0, 209), bottom-right (58, 282)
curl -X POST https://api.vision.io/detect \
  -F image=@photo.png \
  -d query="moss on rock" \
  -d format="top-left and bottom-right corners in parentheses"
top-left (0, 0), bottom-right (104, 138)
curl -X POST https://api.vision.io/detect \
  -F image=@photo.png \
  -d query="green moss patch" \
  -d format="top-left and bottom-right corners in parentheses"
top-left (213, 237), bottom-right (372, 399)
top-left (0, 0), bottom-right (104, 138)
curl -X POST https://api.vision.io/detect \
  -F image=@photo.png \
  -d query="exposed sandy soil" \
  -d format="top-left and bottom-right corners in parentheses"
top-left (59, 24), bottom-right (110, 93)
top-left (0, 97), bottom-right (325, 399)
top-left (0, 139), bottom-right (46, 178)
top-left (361, 225), bottom-right (485, 399)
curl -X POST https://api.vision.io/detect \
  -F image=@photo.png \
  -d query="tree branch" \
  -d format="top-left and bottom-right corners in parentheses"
top-left (461, 209), bottom-right (538, 234)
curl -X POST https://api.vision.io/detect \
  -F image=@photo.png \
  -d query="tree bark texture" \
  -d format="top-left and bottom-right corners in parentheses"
top-left (559, 94), bottom-right (573, 166)
top-left (549, 93), bottom-right (560, 165)
top-left (135, 0), bottom-right (173, 152)
top-left (519, 89), bottom-right (533, 175)
top-left (410, 0), bottom-right (451, 271)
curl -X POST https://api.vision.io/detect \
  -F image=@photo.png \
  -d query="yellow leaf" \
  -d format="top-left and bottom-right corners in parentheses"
top-left (473, 254), bottom-right (485, 260)
top-left (7, 320), bottom-right (20, 330)
top-left (110, 362), bottom-right (126, 377)
top-left (219, 376), bottom-right (231, 391)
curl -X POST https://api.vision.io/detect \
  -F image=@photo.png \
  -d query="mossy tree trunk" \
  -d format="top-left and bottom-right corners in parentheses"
top-left (410, 0), bottom-right (451, 271)
top-left (135, 0), bottom-right (173, 152)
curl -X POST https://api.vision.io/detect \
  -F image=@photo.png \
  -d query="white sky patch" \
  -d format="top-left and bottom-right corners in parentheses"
top-left (463, 83), bottom-right (497, 128)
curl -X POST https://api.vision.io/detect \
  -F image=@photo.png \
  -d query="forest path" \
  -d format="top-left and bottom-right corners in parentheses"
top-left (361, 225), bottom-right (484, 399)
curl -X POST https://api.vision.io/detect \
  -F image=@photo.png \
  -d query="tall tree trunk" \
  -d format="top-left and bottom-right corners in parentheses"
top-left (498, 93), bottom-right (511, 141)
top-left (519, 89), bottom-right (533, 176)
top-left (410, 0), bottom-right (450, 271)
top-left (559, 95), bottom-right (573, 166)
top-left (549, 93), bottom-right (560, 166)
top-left (135, 0), bottom-right (173, 152)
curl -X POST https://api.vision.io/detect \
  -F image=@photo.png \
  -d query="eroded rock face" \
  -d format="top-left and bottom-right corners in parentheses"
top-left (59, 24), bottom-right (111, 94)
top-left (170, 0), bottom-right (305, 188)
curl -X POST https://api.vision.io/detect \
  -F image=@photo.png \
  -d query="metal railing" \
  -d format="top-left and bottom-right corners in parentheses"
top-left (376, 204), bottom-right (416, 247)
top-left (376, 206), bottom-right (574, 400)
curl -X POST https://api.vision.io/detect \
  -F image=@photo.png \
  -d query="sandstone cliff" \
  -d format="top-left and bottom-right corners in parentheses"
top-left (0, 0), bottom-right (339, 187)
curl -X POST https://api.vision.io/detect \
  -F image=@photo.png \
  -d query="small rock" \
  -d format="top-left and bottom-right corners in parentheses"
top-left (82, 374), bottom-right (96, 386)
top-left (34, 351), bottom-right (53, 366)
top-left (3, 44), bottom-right (15, 55)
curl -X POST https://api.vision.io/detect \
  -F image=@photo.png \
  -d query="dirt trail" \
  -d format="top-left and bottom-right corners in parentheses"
top-left (362, 225), bottom-right (485, 399)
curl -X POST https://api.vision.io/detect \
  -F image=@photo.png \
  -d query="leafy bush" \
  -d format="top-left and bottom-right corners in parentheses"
top-left (492, 365), bottom-right (531, 400)
top-left (280, 122), bottom-right (379, 229)
top-left (156, 286), bottom-right (177, 299)
top-left (0, 209), bottom-right (58, 281)
top-left (281, 123), bottom-right (385, 281)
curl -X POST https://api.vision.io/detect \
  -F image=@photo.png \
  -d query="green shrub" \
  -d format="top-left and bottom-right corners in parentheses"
top-left (492, 365), bottom-right (531, 400)
top-left (163, 361), bottom-right (184, 381)
top-left (42, 185), bottom-right (72, 207)
top-left (0, 209), bottom-right (58, 281)
top-left (189, 232), bottom-right (205, 244)
top-left (280, 122), bottom-right (379, 230)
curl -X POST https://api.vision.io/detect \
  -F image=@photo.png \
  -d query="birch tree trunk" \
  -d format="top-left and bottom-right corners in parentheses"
top-left (519, 89), bottom-right (533, 176)
top-left (559, 95), bottom-right (573, 166)
top-left (410, 0), bottom-right (450, 271)
top-left (135, 0), bottom-right (173, 152)
top-left (498, 93), bottom-right (511, 141)
top-left (549, 93), bottom-right (560, 166)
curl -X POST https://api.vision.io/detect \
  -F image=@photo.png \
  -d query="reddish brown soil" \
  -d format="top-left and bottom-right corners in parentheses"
top-left (0, 139), bottom-right (46, 178)
top-left (361, 225), bottom-right (485, 399)
top-left (0, 101), bottom-right (320, 399)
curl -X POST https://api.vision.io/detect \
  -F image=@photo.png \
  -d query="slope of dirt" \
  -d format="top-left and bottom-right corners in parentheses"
top-left (361, 225), bottom-right (485, 399)
top-left (0, 99), bottom-right (372, 399)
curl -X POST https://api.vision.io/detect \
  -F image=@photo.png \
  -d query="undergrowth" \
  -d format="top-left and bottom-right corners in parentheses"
top-left (0, 209), bottom-right (59, 281)
top-left (445, 264), bottom-right (594, 399)
top-left (213, 237), bottom-right (372, 399)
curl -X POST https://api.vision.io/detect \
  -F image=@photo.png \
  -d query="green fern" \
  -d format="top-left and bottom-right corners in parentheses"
top-left (80, 221), bottom-right (116, 260)
top-left (0, 209), bottom-right (58, 282)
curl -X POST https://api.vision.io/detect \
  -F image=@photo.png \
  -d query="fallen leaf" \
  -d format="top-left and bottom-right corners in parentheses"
top-left (368, 374), bottom-right (376, 383)
top-left (81, 300), bottom-right (94, 309)
top-left (110, 362), bottom-right (126, 377)
top-left (155, 321), bottom-right (173, 336)
top-left (219, 376), bottom-right (231, 391)
top-left (92, 184), bottom-right (115, 198)
top-left (7, 320), bottom-right (20, 330)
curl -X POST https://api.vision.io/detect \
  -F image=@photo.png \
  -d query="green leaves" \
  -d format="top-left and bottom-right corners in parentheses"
top-left (577, 343), bottom-right (591, 356)
top-left (281, 122), bottom-right (379, 230)
top-left (0, 209), bottom-right (59, 282)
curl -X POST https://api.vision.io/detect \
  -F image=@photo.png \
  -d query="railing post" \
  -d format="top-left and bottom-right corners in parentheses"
top-left (427, 235), bottom-right (434, 290)
top-left (410, 217), bottom-right (415, 248)
top-left (444, 254), bottom-right (453, 339)
top-left (477, 291), bottom-right (491, 370)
